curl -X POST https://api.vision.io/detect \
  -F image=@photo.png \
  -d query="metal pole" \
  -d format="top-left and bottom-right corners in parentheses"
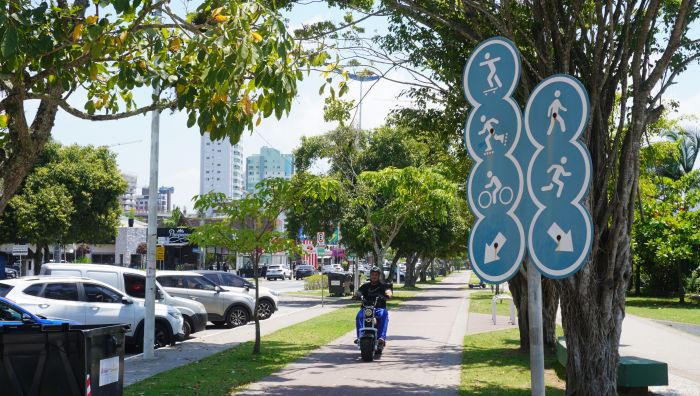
top-left (143, 8), bottom-right (162, 360)
top-left (527, 262), bottom-right (545, 395)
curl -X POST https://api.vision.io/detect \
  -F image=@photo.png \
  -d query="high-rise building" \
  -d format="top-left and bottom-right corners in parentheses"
top-left (200, 133), bottom-right (245, 199)
top-left (119, 173), bottom-right (138, 214)
top-left (134, 186), bottom-right (174, 215)
top-left (245, 147), bottom-right (295, 194)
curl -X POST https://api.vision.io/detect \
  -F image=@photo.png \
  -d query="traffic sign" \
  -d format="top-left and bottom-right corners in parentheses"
top-left (464, 37), bottom-right (526, 284)
top-left (525, 75), bottom-right (592, 278)
top-left (316, 232), bottom-right (325, 247)
top-left (156, 245), bottom-right (165, 261)
top-left (12, 244), bottom-right (28, 256)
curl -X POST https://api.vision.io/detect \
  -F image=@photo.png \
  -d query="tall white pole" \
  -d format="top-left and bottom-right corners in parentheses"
top-left (143, 8), bottom-right (162, 360)
top-left (527, 262), bottom-right (545, 395)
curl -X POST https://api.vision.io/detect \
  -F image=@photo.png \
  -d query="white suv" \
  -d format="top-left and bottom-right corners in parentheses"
top-left (266, 264), bottom-right (292, 281)
top-left (195, 271), bottom-right (279, 320)
top-left (0, 277), bottom-right (184, 348)
top-left (157, 271), bottom-right (255, 327)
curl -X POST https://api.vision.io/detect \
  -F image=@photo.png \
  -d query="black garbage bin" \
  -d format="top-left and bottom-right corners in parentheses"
top-left (0, 323), bottom-right (128, 396)
top-left (328, 272), bottom-right (353, 296)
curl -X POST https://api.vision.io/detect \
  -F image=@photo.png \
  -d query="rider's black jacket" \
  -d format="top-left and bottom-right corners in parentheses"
top-left (357, 281), bottom-right (391, 309)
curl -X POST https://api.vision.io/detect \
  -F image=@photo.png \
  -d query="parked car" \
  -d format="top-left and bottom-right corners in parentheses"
top-left (321, 264), bottom-right (343, 274)
top-left (40, 263), bottom-right (207, 338)
top-left (0, 295), bottom-right (75, 327)
top-left (294, 265), bottom-right (316, 280)
top-left (4, 267), bottom-right (18, 279)
top-left (156, 271), bottom-right (254, 328)
top-left (266, 264), bottom-right (292, 281)
top-left (0, 277), bottom-right (184, 348)
top-left (195, 270), bottom-right (279, 320)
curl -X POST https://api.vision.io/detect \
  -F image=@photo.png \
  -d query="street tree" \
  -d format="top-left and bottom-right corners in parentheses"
top-left (189, 176), bottom-right (339, 353)
top-left (0, 0), bottom-right (328, 216)
top-left (311, 1), bottom-right (700, 392)
top-left (0, 142), bottom-right (125, 269)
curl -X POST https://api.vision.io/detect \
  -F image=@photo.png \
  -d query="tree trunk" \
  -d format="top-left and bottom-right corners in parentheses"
top-left (507, 262), bottom-right (559, 351)
top-left (403, 253), bottom-right (418, 287)
top-left (633, 258), bottom-right (641, 295)
top-left (252, 250), bottom-right (261, 354)
top-left (386, 250), bottom-right (402, 283)
top-left (418, 257), bottom-right (429, 283)
top-left (678, 262), bottom-right (685, 304)
top-left (430, 259), bottom-right (435, 281)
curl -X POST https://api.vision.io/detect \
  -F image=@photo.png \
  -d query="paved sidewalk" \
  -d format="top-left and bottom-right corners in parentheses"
top-left (620, 314), bottom-right (700, 385)
top-left (237, 272), bottom-right (471, 395)
top-left (124, 296), bottom-right (349, 386)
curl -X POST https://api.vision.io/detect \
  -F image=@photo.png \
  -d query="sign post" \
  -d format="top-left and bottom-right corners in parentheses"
top-left (464, 38), bottom-right (592, 396)
top-left (12, 245), bottom-right (28, 277)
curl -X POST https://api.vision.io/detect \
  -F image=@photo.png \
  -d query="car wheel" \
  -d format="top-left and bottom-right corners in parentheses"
top-left (154, 322), bottom-right (170, 348)
top-left (227, 306), bottom-right (250, 327)
top-left (257, 300), bottom-right (274, 320)
top-left (182, 318), bottom-right (192, 339)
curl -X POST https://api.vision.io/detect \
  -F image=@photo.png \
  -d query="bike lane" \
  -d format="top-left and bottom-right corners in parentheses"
top-left (237, 272), bottom-right (470, 395)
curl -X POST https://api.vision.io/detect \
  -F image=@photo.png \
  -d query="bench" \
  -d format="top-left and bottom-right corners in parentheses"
top-left (556, 337), bottom-right (668, 393)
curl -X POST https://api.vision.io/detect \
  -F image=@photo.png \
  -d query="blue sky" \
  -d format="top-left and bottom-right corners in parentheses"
top-left (50, 3), bottom-right (700, 212)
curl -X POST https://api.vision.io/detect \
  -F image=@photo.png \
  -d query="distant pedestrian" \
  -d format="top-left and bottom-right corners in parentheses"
top-left (223, 263), bottom-right (229, 272)
top-left (216, 262), bottom-right (221, 271)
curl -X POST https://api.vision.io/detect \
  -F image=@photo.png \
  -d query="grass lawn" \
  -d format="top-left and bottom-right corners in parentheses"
top-left (469, 290), bottom-right (514, 317)
top-left (460, 328), bottom-right (566, 395)
top-left (125, 290), bottom-right (416, 395)
top-left (625, 296), bottom-right (700, 325)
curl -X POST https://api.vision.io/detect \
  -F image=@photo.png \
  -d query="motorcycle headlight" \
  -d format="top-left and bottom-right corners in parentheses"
top-left (363, 307), bottom-right (374, 317)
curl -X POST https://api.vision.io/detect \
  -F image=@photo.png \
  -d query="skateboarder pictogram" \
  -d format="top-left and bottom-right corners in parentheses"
top-left (540, 156), bottom-right (571, 198)
top-left (478, 115), bottom-right (509, 155)
top-left (546, 90), bottom-right (568, 135)
top-left (479, 52), bottom-right (502, 95)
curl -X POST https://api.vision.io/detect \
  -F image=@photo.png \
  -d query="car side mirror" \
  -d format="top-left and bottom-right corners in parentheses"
top-left (244, 286), bottom-right (250, 292)
top-left (122, 296), bottom-right (134, 305)
top-left (215, 286), bottom-right (223, 293)
top-left (21, 313), bottom-right (35, 323)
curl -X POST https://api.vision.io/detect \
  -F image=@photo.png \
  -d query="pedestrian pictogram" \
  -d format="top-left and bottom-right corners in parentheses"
top-left (525, 74), bottom-right (592, 278)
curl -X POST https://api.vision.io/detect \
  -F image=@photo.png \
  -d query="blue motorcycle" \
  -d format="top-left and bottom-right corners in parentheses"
top-left (358, 295), bottom-right (385, 361)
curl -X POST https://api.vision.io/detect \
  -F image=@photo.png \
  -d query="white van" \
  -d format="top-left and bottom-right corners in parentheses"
top-left (40, 263), bottom-right (208, 338)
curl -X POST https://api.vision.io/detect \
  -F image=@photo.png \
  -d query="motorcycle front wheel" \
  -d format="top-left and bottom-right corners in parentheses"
top-left (360, 337), bottom-right (375, 362)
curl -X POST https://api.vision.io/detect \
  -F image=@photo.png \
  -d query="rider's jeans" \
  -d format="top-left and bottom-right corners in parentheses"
top-left (356, 308), bottom-right (389, 340)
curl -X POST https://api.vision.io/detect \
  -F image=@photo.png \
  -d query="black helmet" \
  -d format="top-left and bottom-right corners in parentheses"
top-left (370, 266), bottom-right (381, 275)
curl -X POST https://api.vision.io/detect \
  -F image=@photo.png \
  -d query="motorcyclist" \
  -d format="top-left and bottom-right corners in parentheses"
top-left (354, 266), bottom-right (393, 348)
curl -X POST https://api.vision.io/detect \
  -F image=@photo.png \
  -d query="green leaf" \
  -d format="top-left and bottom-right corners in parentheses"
top-left (187, 111), bottom-right (196, 128)
top-left (319, 83), bottom-right (326, 95)
top-left (1, 26), bottom-right (18, 58)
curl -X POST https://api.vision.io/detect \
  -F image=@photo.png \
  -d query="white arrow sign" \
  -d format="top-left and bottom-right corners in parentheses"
top-left (484, 232), bottom-right (507, 264)
top-left (547, 223), bottom-right (573, 252)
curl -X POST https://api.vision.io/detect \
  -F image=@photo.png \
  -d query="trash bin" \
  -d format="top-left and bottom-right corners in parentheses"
top-left (328, 272), bottom-right (353, 296)
top-left (0, 323), bottom-right (128, 396)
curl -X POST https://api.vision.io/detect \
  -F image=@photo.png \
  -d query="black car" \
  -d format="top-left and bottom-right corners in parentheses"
top-left (295, 265), bottom-right (316, 280)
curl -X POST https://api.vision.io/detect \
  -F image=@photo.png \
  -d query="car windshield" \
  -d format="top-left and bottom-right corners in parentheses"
top-left (0, 283), bottom-right (13, 297)
top-left (0, 301), bottom-right (23, 322)
top-left (269, 266), bottom-right (281, 270)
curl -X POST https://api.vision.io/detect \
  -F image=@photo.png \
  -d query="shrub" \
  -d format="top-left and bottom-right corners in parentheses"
top-left (685, 267), bottom-right (700, 294)
top-left (304, 274), bottom-right (328, 290)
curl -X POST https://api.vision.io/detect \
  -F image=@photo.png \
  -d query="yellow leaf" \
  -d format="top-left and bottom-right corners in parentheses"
top-left (86, 15), bottom-right (98, 25)
top-left (168, 37), bottom-right (182, 52)
top-left (251, 32), bottom-right (263, 42)
top-left (138, 60), bottom-right (147, 70)
top-left (213, 15), bottom-right (229, 23)
top-left (0, 114), bottom-right (8, 128)
top-left (255, 116), bottom-right (262, 126)
top-left (95, 99), bottom-right (104, 109)
top-left (89, 63), bottom-right (98, 80)
top-left (241, 95), bottom-right (252, 116)
top-left (211, 6), bottom-right (224, 17)
top-left (118, 31), bottom-right (128, 45)
top-left (72, 24), bottom-right (84, 42)
top-left (176, 83), bottom-right (186, 94)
